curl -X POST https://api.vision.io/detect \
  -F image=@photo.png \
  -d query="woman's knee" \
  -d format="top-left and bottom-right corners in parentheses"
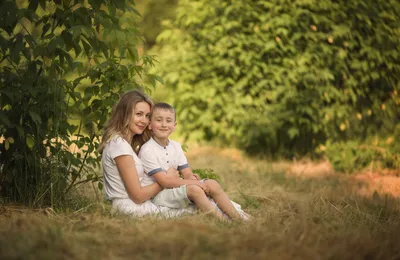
top-left (186, 185), bottom-right (206, 200)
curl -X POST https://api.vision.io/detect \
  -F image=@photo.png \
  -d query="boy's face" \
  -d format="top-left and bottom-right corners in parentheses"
top-left (149, 108), bottom-right (177, 140)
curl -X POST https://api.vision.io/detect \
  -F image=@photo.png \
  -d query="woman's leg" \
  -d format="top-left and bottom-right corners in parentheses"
top-left (203, 179), bottom-right (242, 220)
top-left (186, 185), bottom-right (227, 221)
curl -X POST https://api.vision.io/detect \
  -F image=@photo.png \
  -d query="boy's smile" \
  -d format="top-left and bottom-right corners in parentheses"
top-left (149, 109), bottom-right (177, 145)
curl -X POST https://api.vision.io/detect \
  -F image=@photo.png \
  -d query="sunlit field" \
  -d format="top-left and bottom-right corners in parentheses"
top-left (1, 144), bottom-right (399, 260)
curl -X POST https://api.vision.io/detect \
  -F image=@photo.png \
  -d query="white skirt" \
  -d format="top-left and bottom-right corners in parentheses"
top-left (111, 197), bottom-right (249, 220)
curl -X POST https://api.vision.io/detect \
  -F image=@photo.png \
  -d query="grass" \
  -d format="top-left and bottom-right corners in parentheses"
top-left (0, 144), bottom-right (399, 259)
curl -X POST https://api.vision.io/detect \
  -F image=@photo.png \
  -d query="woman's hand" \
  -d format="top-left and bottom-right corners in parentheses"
top-left (166, 167), bottom-right (180, 179)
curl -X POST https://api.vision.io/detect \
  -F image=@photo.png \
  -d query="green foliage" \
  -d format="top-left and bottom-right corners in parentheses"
top-left (324, 141), bottom-right (379, 173)
top-left (324, 128), bottom-right (400, 173)
top-left (192, 168), bottom-right (220, 181)
top-left (0, 0), bottom-right (157, 207)
top-left (154, 0), bottom-right (400, 157)
top-left (137, 0), bottom-right (178, 49)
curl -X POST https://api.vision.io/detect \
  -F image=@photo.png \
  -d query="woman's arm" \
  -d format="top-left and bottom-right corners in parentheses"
top-left (115, 155), bottom-right (162, 204)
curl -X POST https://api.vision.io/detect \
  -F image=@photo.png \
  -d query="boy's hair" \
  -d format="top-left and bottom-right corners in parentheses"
top-left (152, 102), bottom-right (176, 119)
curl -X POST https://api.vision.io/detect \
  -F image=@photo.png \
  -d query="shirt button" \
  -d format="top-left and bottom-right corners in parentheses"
top-left (166, 153), bottom-right (168, 155)
top-left (167, 161), bottom-right (169, 163)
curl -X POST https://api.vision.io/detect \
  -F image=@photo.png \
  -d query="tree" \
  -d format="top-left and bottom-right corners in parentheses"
top-left (0, 0), bottom-right (159, 207)
top-left (154, 0), bottom-right (400, 157)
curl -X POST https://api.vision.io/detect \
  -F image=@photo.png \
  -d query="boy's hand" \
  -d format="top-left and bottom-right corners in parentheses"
top-left (166, 168), bottom-right (180, 179)
top-left (197, 182), bottom-right (210, 195)
top-left (188, 174), bottom-right (200, 180)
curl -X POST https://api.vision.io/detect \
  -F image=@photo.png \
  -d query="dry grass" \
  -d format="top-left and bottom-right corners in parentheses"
top-left (0, 145), bottom-right (399, 259)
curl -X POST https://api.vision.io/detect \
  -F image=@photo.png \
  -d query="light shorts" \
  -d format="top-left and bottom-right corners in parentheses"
top-left (152, 185), bottom-right (192, 209)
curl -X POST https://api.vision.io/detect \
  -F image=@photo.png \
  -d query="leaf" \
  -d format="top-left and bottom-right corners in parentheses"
top-left (0, 113), bottom-right (10, 125)
top-left (39, 0), bottom-right (46, 10)
top-left (11, 34), bottom-right (24, 65)
top-left (28, 0), bottom-right (39, 11)
top-left (149, 74), bottom-right (164, 85)
top-left (26, 135), bottom-right (35, 149)
top-left (288, 127), bottom-right (299, 139)
top-left (29, 111), bottom-right (42, 124)
top-left (16, 125), bottom-right (25, 138)
top-left (181, 144), bottom-right (189, 152)
top-left (98, 181), bottom-right (103, 190)
top-left (41, 23), bottom-right (51, 38)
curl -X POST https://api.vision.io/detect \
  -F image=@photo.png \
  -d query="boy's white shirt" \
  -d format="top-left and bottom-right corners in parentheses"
top-left (139, 137), bottom-right (189, 186)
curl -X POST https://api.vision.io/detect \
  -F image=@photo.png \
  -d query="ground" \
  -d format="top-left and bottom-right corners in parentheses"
top-left (0, 145), bottom-right (399, 259)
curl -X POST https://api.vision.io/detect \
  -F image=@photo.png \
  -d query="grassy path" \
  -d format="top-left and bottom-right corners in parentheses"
top-left (0, 145), bottom-right (399, 259)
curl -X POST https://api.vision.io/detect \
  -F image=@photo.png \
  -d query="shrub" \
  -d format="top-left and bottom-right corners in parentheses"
top-left (0, 0), bottom-right (158, 207)
top-left (324, 127), bottom-right (400, 173)
top-left (192, 168), bottom-right (221, 181)
top-left (154, 0), bottom-right (400, 157)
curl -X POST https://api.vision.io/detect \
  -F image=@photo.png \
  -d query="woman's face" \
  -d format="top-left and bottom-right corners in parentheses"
top-left (129, 101), bottom-right (151, 135)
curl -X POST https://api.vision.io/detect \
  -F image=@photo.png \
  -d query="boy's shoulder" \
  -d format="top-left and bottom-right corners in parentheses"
top-left (168, 139), bottom-right (181, 146)
top-left (139, 138), bottom-right (155, 155)
top-left (168, 139), bottom-right (185, 150)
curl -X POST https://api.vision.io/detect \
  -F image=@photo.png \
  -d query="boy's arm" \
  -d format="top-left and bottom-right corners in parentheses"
top-left (152, 170), bottom-right (201, 188)
top-left (180, 167), bottom-right (200, 180)
top-left (175, 143), bottom-right (200, 180)
top-left (140, 148), bottom-right (198, 187)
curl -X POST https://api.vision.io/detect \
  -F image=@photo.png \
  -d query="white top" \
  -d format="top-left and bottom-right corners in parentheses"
top-left (138, 137), bottom-right (189, 186)
top-left (102, 135), bottom-right (153, 200)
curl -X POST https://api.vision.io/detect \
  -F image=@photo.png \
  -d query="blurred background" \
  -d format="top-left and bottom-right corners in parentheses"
top-left (136, 0), bottom-right (400, 171)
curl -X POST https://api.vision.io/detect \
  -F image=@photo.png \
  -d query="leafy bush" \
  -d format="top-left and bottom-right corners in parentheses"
top-left (324, 125), bottom-right (400, 173)
top-left (0, 0), bottom-right (158, 207)
top-left (324, 141), bottom-right (378, 173)
top-left (192, 168), bottom-right (221, 181)
top-left (153, 0), bottom-right (400, 157)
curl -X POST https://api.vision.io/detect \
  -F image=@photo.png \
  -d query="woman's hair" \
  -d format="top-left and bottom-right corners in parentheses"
top-left (98, 90), bottom-right (153, 154)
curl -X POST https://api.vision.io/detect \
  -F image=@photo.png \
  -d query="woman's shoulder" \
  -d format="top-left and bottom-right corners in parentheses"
top-left (103, 135), bottom-right (133, 154)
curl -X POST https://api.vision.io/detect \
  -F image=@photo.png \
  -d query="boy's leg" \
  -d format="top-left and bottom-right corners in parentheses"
top-left (203, 179), bottom-right (242, 220)
top-left (186, 185), bottom-right (227, 221)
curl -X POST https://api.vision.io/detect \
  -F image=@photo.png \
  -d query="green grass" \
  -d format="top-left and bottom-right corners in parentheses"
top-left (0, 145), bottom-right (399, 259)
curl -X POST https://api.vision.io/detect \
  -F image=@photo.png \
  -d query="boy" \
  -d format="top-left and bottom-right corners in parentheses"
top-left (139, 102), bottom-right (245, 221)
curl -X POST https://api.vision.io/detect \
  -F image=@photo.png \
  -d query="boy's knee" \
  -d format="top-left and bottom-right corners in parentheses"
top-left (186, 185), bottom-right (205, 200)
top-left (204, 179), bottom-right (222, 193)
